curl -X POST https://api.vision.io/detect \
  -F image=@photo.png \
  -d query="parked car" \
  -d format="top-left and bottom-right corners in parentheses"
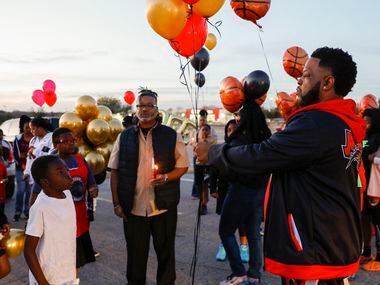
top-left (0, 117), bottom-right (59, 143)
top-left (0, 117), bottom-right (59, 198)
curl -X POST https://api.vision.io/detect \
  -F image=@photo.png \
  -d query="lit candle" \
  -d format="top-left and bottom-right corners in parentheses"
top-left (152, 157), bottom-right (158, 179)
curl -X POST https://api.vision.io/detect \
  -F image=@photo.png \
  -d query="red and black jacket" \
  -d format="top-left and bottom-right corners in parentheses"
top-left (208, 99), bottom-right (366, 280)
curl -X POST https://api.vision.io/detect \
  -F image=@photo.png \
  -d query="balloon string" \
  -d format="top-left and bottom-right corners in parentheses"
top-left (257, 27), bottom-right (278, 96)
top-left (177, 54), bottom-right (197, 119)
top-left (207, 19), bottom-right (223, 38)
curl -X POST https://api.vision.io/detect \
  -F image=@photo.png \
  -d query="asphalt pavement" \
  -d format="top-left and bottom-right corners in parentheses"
top-left (1, 174), bottom-right (380, 285)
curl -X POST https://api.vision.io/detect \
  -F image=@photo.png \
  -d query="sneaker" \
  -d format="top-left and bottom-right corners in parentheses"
top-left (219, 275), bottom-right (248, 285)
top-left (94, 251), bottom-right (100, 258)
top-left (216, 244), bottom-right (226, 261)
top-left (247, 277), bottom-right (261, 285)
top-left (13, 214), bottom-right (20, 222)
top-left (240, 244), bottom-right (249, 263)
top-left (200, 205), bottom-right (208, 215)
top-left (362, 260), bottom-right (380, 271)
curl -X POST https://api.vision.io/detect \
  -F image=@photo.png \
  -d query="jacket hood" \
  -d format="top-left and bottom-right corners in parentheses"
top-left (288, 98), bottom-right (366, 143)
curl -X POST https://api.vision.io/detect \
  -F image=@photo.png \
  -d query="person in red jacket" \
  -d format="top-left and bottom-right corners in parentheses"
top-left (196, 47), bottom-right (365, 285)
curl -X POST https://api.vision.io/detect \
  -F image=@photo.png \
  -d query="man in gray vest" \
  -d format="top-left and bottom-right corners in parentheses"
top-left (108, 88), bottom-right (189, 285)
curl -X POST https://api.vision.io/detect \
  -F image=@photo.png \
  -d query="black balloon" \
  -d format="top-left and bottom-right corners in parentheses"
top-left (242, 70), bottom-right (270, 99)
top-left (194, 73), bottom-right (206, 87)
top-left (190, 48), bottom-right (210, 71)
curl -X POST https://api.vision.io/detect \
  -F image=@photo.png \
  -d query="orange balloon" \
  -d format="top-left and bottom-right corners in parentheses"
top-left (275, 92), bottom-right (299, 120)
top-left (205, 33), bottom-right (217, 51)
top-left (146, 0), bottom-right (188, 40)
top-left (283, 46), bottom-right (309, 79)
top-left (230, 0), bottom-right (271, 26)
top-left (219, 76), bottom-right (245, 113)
top-left (192, 0), bottom-right (225, 18)
top-left (359, 94), bottom-right (378, 116)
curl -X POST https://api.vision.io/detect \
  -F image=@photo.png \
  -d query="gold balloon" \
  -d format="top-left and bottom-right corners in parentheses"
top-left (108, 118), bottom-right (123, 142)
top-left (205, 33), bottom-right (217, 51)
top-left (74, 95), bottom-right (99, 121)
top-left (193, 0), bottom-right (225, 18)
top-left (86, 119), bottom-right (110, 146)
top-left (96, 142), bottom-right (113, 162)
top-left (77, 143), bottom-right (92, 158)
top-left (0, 229), bottom-right (25, 258)
top-left (146, 0), bottom-right (188, 40)
top-left (97, 105), bottom-right (113, 122)
top-left (59, 112), bottom-right (84, 137)
top-left (85, 151), bottom-right (106, 175)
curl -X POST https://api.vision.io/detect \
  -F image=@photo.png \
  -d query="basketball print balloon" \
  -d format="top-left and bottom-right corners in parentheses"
top-left (275, 91), bottom-right (299, 120)
top-left (219, 76), bottom-right (245, 113)
top-left (283, 46), bottom-right (309, 79)
top-left (359, 94), bottom-right (379, 116)
top-left (230, 0), bottom-right (271, 27)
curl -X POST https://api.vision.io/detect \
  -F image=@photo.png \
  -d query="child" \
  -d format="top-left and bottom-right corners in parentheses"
top-left (196, 124), bottom-right (216, 215)
top-left (209, 120), bottom-right (250, 263)
top-left (31, 128), bottom-right (98, 279)
top-left (24, 155), bottom-right (76, 285)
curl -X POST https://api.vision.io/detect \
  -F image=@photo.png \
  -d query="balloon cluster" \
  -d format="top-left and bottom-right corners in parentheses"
top-left (146, 0), bottom-right (224, 58)
top-left (219, 70), bottom-right (270, 113)
top-left (59, 96), bottom-right (123, 175)
top-left (32, 79), bottom-right (57, 107)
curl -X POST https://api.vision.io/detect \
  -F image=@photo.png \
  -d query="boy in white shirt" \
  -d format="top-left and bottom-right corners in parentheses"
top-left (24, 155), bottom-right (76, 285)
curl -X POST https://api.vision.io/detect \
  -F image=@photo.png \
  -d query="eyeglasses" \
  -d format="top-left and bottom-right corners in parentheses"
top-left (136, 104), bottom-right (157, 110)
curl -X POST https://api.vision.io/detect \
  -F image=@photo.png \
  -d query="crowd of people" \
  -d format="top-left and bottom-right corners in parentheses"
top-left (0, 46), bottom-right (380, 285)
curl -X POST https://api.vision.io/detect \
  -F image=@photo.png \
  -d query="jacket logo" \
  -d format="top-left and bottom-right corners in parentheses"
top-left (341, 129), bottom-right (361, 170)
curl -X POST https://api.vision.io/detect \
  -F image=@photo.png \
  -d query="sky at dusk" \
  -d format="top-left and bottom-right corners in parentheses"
top-left (0, 0), bottom-right (379, 112)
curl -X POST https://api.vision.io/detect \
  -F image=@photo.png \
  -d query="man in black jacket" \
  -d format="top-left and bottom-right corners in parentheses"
top-left (196, 47), bottom-right (366, 285)
top-left (108, 88), bottom-right (189, 285)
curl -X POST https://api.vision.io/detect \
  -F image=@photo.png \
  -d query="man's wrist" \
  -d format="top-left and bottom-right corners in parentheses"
top-left (164, 174), bottom-right (169, 183)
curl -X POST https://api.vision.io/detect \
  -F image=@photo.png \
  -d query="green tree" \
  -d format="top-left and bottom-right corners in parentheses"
top-left (97, 96), bottom-right (132, 114)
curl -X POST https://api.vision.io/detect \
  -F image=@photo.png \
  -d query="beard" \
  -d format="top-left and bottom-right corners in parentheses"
top-left (136, 111), bottom-right (158, 123)
top-left (299, 81), bottom-right (321, 107)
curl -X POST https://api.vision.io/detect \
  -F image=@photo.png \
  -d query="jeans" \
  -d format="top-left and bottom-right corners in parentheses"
top-left (219, 184), bottom-right (265, 279)
top-left (15, 169), bottom-right (31, 216)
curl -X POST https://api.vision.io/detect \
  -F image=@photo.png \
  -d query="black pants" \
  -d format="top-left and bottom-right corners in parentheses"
top-left (123, 208), bottom-right (177, 285)
top-left (281, 278), bottom-right (345, 285)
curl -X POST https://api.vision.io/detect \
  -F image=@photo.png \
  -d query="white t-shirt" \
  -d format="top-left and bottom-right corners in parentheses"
top-left (26, 190), bottom-right (76, 285)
